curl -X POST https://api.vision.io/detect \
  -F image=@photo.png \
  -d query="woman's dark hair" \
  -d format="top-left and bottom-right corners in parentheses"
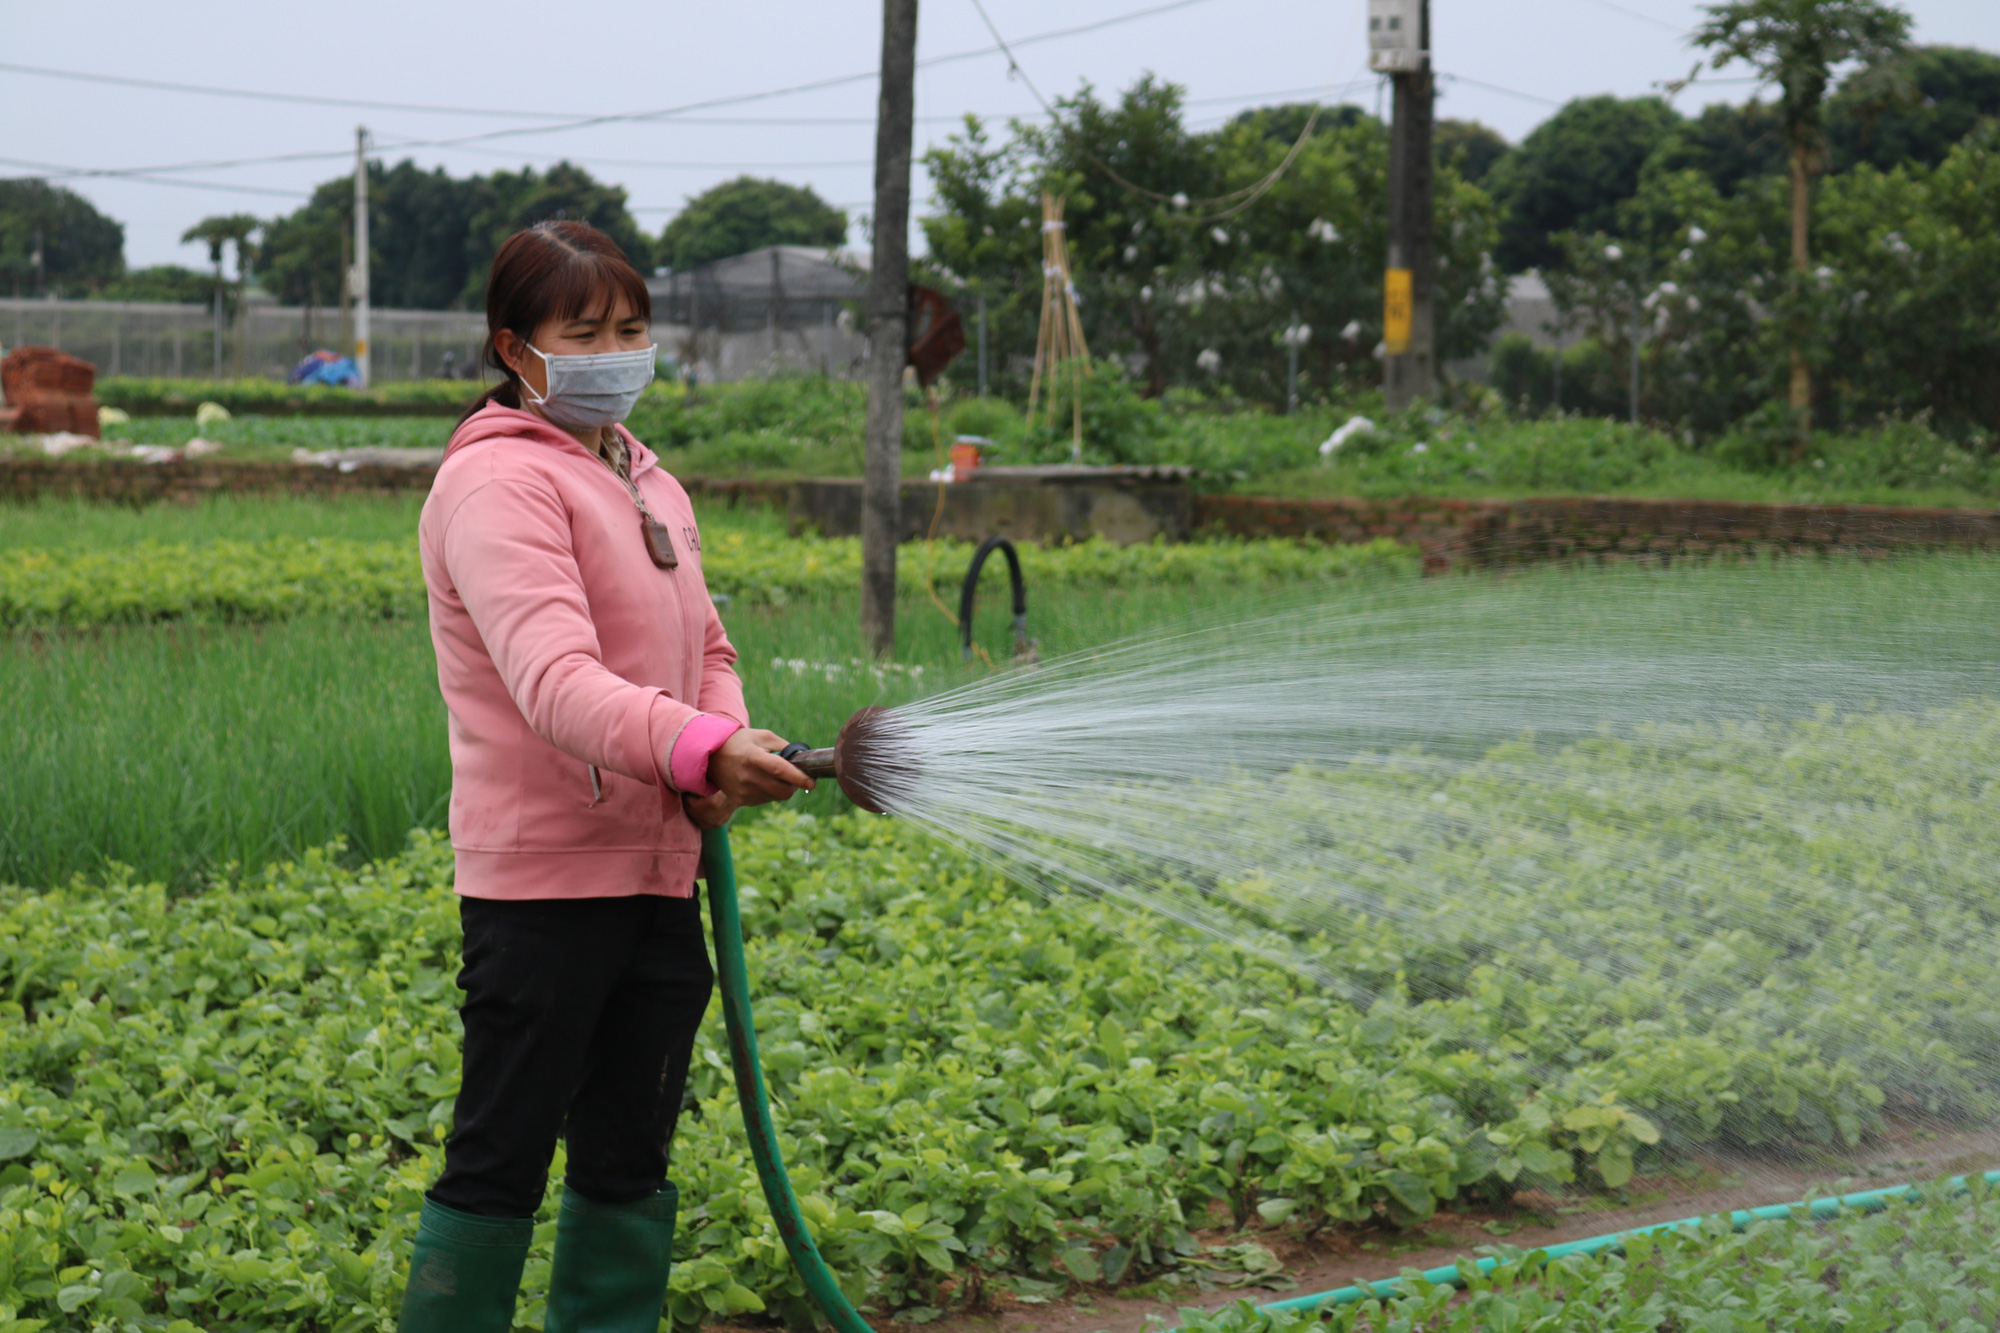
top-left (458, 220), bottom-right (652, 424)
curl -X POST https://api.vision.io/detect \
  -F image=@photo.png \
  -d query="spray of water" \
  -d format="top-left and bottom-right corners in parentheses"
top-left (857, 556), bottom-right (2000, 1200)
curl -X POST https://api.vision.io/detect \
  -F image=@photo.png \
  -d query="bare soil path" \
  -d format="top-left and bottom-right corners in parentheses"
top-left (728, 1123), bottom-right (2000, 1333)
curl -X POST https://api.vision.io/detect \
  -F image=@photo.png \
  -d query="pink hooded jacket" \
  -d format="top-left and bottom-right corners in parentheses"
top-left (419, 403), bottom-right (747, 900)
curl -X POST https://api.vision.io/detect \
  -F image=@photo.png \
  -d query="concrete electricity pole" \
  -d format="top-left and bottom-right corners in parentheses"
top-left (352, 126), bottom-right (371, 389)
top-left (1372, 0), bottom-right (1434, 411)
top-left (861, 0), bottom-right (918, 656)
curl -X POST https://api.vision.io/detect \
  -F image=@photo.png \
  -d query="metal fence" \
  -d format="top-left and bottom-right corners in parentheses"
top-left (648, 246), bottom-right (871, 382)
top-left (0, 298), bottom-right (490, 383)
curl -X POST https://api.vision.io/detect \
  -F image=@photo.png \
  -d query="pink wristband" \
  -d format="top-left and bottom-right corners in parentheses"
top-left (669, 714), bottom-right (743, 797)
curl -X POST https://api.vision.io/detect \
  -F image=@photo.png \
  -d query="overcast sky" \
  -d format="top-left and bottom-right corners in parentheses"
top-left (6, 0), bottom-right (1996, 273)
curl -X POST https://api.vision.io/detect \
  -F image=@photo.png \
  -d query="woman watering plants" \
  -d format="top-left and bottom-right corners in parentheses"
top-left (403, 219), bottom-right (812, 1332)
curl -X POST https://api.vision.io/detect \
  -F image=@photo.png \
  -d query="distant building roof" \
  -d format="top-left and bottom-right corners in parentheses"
top-left (648, 245), bottom-right (868, 312)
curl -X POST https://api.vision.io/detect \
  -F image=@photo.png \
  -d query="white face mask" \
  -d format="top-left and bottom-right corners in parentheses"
top-left (519, 342), bottom-right (657, 430)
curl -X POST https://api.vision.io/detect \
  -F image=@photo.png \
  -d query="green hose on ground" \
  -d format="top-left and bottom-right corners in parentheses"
top-left (702, 826), bottom-right (874, 1333)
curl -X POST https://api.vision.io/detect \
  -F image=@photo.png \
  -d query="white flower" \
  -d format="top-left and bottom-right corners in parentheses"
top-left (1123, 245), bottom-right (1138, 263)
top-left (1687, 225), bottom-right (1708, 244)
top-left (1211, 227), bottom-right (1232, 245)
top-left (1171, 192), bottom-right (1190, 210)
top-left (1410, 442), bottom-right (1429, 454)
top-left (1340, 319), bottom-right (1363, 341)
top-left (1196, 348), bottom-right (1222, 374)
top-left (1678, 247), bottom-right (1695, 264)
top-left (1685, 295), bottom-right (1701, 313)
top-left (1603, 244), bottom-right (1624, 261)
top-left (1463, 440), bottom-right (1479, 452)
top-left (1139, 284), bottom-right (1154, 302)
top-left (1319, 415), bottom-right (1375, 457)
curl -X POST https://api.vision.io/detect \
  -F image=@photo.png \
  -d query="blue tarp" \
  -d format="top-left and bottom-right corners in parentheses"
top-left (287, 351), bottom-right (361, 387)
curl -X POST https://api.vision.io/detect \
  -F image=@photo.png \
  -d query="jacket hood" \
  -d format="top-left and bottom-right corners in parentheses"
top-left (445, 402), bottom-right (658, 478)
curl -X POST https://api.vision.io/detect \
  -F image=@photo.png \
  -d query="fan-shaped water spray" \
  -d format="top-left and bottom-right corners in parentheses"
top-left (834, 555), bottom-right (2000, 1201)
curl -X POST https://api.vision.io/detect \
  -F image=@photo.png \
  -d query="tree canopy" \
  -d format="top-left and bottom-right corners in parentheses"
top-left (1828, 43), bottom-right (2000, 170)
top-left (1487, 96), bottom-right (1684, 273)
top-left (658, 177), bottom-right (848, 270)
top-left (1435, 119), bottom-right (1511, 185)
top-left (0, 180), bottom-right (124, 295)
top-left (257, 159), bottom-right (652, 311)
top-left (920, 76), bottom-right (1502, 406)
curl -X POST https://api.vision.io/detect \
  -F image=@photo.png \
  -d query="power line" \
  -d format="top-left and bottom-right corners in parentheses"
top-left (0, 155), bottom-right (308, 198)
top-left (382, 139), bottom-right (877, 171)
top-left (382, 0), bottom-right (1224, 155)
top-left (2, 0), bottom-right (1220, 166)
top-left (0, 60), bottom-right (596, 120)
top-left (1436, 72), bottom-right (1565, 107)
top-left (19, 75), bottom-right (1376, 191)
top-left (1570, 0), bottom-right (1684, 33)
top-left (965, 0), bottom-right (1354, 221)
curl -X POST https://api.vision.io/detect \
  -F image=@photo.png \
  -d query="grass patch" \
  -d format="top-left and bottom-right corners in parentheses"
top-left (0, 572), bottom-right (1402, 888)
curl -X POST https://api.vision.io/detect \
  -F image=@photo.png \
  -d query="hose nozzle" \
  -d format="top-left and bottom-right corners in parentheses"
top-left (777, 706), bottom-right (909, 814)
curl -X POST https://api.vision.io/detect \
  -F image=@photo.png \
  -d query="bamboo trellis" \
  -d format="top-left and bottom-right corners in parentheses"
top-left (1024, 193), bottom-right (1092, 463)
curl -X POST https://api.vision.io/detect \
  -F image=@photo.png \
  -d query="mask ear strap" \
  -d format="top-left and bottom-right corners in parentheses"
top-left (517, 342), bottom-right (553, 407)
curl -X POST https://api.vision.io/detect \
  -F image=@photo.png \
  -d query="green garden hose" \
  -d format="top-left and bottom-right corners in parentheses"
top-left (701, 826), bottom-right (874, 1333)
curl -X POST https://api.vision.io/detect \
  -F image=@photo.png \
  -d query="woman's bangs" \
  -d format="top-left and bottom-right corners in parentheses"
top-left (546, 253), bottom-right (653, 328)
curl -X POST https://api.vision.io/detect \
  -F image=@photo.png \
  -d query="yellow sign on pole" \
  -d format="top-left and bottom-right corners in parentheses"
top-left (1383, 267), bottom-right (1413, 356)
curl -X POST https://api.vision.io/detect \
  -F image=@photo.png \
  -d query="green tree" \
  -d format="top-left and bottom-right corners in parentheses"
top-left (259, 158), bottom-right (647, 312)
top-left (1693, 0), bottom-right (1912, 435)
top-left (1486, 96), bottom-right (1684, 272)
top-left (461, 161), bottom-right (653, 306)
top-left (180, 213), bottom-right (260, 373)
top-left (659, 177), bottom-right (848, 270)
top-left (920, 78), bottom-right (1502, 408)
top-left (257, 178), bottom-right (348, 311)
top-left (0, 179), bottom-right (124, 295)
top-left (374, 161), bottom-right (482, 309)
top-left (1645, 99), bottom-right (1789, 195)
top-left (1436, 119), bottom-right (1511, 185)
top-left (1828, 44), bottom-right (2000, 171)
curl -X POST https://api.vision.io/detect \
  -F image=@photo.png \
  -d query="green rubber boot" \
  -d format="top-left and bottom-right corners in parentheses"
top-left (544, 1184), bottom-right (678, 1333)
top-left (397, 1197), bottom-right (533, 1333)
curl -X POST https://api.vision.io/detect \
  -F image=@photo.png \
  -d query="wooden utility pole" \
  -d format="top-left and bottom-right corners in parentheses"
top-left (352, 126), bottom-right (372, 389)
top-left (1373, 0), bottom-right (1434, 411)
top-left (861, 0), bottom-right (918, 656)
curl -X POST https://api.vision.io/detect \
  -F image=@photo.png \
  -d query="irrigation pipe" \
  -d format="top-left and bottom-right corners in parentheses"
top-left (1245, 1168), bottom-right (2000, 1319)
top-left (709, 818), bottom-right (2000, 1331)
top-left (702, 826), bottom-right (874, 1333)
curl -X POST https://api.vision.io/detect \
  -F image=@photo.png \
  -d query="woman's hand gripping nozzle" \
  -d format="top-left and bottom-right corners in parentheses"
top-left (778, 706), bottom-right (917, 815)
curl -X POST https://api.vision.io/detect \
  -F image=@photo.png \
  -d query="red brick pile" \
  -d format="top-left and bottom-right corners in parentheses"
top-left (0, 346), bottom-right (99, 436)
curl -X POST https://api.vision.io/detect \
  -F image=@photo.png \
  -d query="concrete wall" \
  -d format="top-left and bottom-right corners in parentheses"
top-left (787, 471), bottom-right (1193, 545)
top-left (1198, 493), bottom-right (2000, 571)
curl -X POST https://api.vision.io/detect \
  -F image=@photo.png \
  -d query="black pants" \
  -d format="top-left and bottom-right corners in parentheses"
top-left (429, 893), bottom-right (715, 1218)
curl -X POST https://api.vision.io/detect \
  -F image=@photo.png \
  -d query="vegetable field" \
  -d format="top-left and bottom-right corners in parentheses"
top-left (0, 533), bottom-right (1410, 629)
top-left (3, 492), bottom-right (1998, 1330)
top-left (3, 741), bottom-right (1999, 1330)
